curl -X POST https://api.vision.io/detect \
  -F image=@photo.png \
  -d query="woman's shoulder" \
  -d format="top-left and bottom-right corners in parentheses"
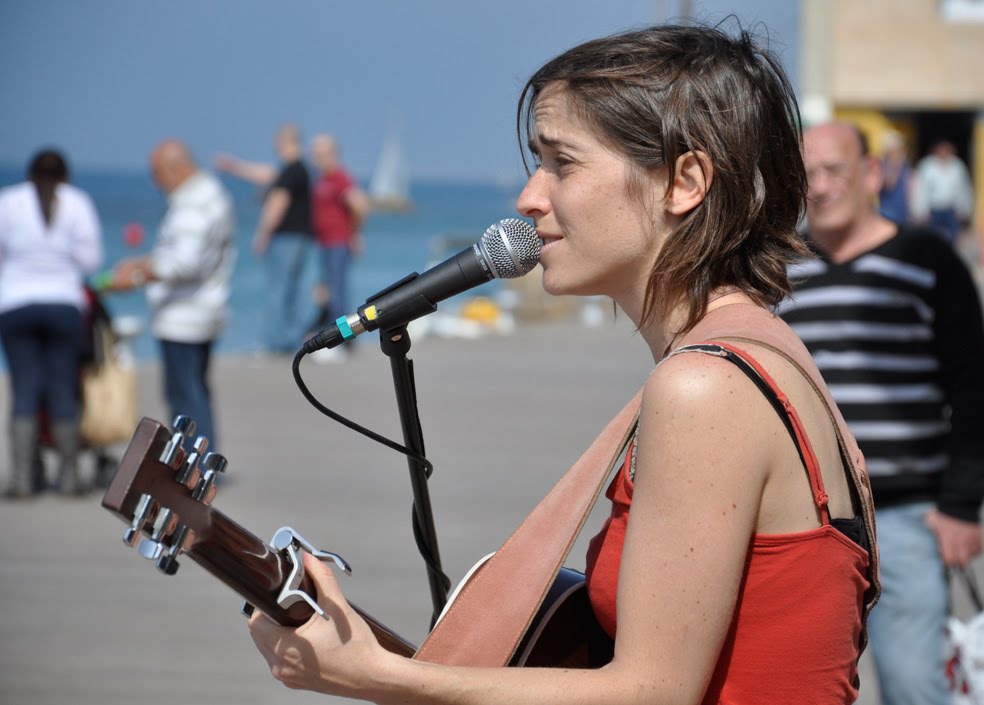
top-left (644, 345), bottom-right (751, 416)
top-left (53, 183), bottom-right (99, 219)
top-left (0, 182), bottom-right (34, 222)
top-left (639, 343), bottom-right (779, 488)
top-left (0, 181), bottom-right (32, 202)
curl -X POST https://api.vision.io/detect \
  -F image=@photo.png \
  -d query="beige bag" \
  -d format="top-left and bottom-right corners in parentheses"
top-left (79, 322), bottom-right (138, 447)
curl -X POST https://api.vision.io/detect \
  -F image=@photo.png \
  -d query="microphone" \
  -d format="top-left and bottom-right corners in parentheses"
top-left (303, 218), bottom-right (540, 353)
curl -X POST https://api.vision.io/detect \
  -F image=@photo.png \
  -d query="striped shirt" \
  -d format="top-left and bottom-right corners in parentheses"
top-left (779, 227), bottom-right (984, 520)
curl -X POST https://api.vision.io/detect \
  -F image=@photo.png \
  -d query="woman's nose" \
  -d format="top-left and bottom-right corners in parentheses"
top-left (516, 168), bottom-right (548, 218)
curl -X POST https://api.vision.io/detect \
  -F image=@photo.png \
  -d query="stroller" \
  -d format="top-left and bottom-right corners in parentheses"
top-left (35, 287), bottom-right (123, 492)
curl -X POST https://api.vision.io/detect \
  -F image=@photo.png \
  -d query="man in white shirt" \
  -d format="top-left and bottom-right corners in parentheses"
top-left (112, 140), bottom-right (235, 451)
top-left (912, 139), bottom-right (974, 244)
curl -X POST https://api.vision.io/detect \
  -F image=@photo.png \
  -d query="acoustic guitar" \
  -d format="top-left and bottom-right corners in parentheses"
top-left (101, 416), bottom-right (614, 668)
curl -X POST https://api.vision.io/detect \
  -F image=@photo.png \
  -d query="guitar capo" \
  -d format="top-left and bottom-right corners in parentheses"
top-left (241, 527), bottom-right (351, 621)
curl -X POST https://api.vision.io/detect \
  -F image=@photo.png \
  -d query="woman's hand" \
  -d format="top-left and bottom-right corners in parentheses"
top-left (247, 552), bottom-right (392, 698)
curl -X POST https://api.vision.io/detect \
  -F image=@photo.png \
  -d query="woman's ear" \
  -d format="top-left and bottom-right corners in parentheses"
top-left (667, 151), bottom-right (713, 216)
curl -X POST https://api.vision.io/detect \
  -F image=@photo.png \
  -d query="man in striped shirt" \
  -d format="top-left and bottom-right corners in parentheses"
top-left (780, 121), bottom-right (984, 705)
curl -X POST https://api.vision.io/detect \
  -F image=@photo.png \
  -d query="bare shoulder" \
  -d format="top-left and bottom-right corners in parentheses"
top-left (642, 349), bottom-right (752, 416)
top-left (639, 349), bottom-right (778, 480)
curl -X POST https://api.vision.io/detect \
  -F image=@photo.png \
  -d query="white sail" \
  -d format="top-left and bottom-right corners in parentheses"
top-left (369, 128), bottom-right (412, 212)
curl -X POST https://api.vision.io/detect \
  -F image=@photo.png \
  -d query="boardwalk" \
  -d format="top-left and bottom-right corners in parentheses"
top-left (1, 319), bottom-right (653, 704)
top-left (4, 309), bottom-right (974, 704)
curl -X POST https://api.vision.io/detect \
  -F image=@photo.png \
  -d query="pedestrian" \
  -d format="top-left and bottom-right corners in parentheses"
top-left (780, 121), bottom-right (984, 705)
top-left (308, 134), bottom-right (370, 335)
top-left (0, 149), bottom-right (104, 497)
top-left (216, 124), bottom-right (313, 354)
top-left (913, 139), bottom-right (974, 244)
top-left (111, 139), bottom-right (235, 451)
top-left (878, 129), bottom-right (913, 224)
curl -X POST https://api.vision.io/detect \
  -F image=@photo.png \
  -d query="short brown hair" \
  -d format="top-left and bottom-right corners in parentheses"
top-left (518, 23), bottom-right (809, 333)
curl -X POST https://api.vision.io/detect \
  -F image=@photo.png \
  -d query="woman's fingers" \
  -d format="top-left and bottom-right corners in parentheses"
top-left (299, 552), bottom-right (357, 642)
top-left (303, 552), bottom-right (347, 610)
top-left (244, 552), bottom-right (380, 695)
top-left (247, 610), bottom-right (291, 674)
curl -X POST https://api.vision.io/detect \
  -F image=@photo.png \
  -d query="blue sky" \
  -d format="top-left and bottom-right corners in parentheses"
top-left (0, 0), bottom-right (799, 182)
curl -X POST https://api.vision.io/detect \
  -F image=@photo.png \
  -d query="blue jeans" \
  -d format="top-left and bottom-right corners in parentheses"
top-left (929, 209), bottom-right (961, 244)
top-left (867, 501), bottom-right (950, 705)
top-left (160, 339), bottom-right (216, 452)
top-left (318, 244), bottom-right (352, 322)
top-left (0, 303), bottom-right (84, 420)
top-left (264, 233), bottom-right (311, 352)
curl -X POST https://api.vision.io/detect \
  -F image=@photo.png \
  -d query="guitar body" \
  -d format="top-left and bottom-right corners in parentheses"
top-left (103, 416), bottom-right (614, 669)
top-left (512, 567), bottom-right (614, 668)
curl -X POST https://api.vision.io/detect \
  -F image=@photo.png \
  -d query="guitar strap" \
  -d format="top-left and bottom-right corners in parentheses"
top-left (415, 303), bottom-right (879, 666)
top-left (413, 388), bottom-right (643, 666)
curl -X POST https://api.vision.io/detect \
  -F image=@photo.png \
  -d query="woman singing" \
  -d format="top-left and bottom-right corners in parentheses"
top-left (247, 23), bottom-right (879, 704)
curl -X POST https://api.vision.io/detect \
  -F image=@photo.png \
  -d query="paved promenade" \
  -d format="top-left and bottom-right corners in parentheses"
top-left (0, 310), bottom-right (961, 704)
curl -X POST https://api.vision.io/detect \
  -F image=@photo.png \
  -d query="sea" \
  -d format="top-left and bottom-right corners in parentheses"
top-left (0, 166), bottom-right (527, 361)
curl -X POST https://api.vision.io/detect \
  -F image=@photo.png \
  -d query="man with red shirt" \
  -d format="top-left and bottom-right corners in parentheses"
top-left (309, 134), bottom-right (370, 334)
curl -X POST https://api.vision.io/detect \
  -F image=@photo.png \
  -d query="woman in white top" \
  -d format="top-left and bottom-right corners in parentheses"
top-left (0, 149), bottom-right (104, 497)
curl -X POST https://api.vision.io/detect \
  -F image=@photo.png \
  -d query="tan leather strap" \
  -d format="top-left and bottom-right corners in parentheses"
top-left (414, 389), bottom-right (643, 666)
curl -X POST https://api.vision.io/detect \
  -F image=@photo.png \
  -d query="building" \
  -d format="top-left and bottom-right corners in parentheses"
top-left (800, 0), bottom-right (984, 233)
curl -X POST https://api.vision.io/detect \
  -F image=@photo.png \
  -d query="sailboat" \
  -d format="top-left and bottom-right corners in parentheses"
top-left (369, 127), bottom-right (413, 213)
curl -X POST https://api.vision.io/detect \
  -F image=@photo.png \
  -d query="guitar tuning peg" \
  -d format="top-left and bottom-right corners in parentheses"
top-left (161, 415), bottom-right (197, 466)
top-left (138, 538), bottom-right (165, 560)
top-left (156, 523), bottom-right (193, 576)
top-left (203, 452), bottom-right (227, 475)
top-left (138, 506), bottom-right (176, 560)
top-left (172, 415), bottom-right (196, 437)
top-left (123, 493), bottom-right (154, 547)
top-left (192, 452), bottom-right (227, 504)
top-left (156, 554), bottom-right (180, 576)
top-left (176, 436), bottom-right (209, 488)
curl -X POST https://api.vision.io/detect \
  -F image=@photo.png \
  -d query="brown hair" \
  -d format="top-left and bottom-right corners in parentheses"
top-left (517, 22), bottom-right (809, 333)
top-left (27, 149), bottom-right (70, 227)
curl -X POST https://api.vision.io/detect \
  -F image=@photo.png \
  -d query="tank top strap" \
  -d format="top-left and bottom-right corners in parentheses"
top-left (666, 341), bottom-right (832, 523)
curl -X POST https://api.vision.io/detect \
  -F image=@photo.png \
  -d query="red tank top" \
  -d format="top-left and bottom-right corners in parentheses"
top-left (584, 343), bottom-right (871, 704)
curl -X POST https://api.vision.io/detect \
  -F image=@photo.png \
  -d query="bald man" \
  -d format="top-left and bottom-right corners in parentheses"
top-left (112, 139), bottom-right (236, 451)
top-left (778, 122), bottom-right (984, 705)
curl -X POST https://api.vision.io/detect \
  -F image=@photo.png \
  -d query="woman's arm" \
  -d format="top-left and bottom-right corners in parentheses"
top-left (248, 353), bottom-right (770, 705)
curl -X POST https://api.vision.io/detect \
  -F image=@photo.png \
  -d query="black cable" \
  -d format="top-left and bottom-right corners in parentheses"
top-left (291, 350), bottom-right (452, 603)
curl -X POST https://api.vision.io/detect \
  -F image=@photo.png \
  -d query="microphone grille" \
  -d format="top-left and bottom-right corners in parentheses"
top-left (480, 218), bottom-right (541, 279)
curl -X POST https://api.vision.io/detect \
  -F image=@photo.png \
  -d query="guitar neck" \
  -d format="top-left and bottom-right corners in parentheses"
top-left (188, 507), bottom-right (416, 657)
top-left (102, 418), bottom-right (415, 658)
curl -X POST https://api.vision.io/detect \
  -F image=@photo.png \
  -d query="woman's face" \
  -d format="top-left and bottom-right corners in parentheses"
top-left (517, 84), bottom-right (668, 310)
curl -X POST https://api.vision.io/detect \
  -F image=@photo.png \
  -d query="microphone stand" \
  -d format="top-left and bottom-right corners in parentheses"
top-left (379, 325), bottom-right (449, 626)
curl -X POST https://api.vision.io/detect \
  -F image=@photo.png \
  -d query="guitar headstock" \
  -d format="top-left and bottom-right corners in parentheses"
top-left (101, 416), bottom-right (227, 576)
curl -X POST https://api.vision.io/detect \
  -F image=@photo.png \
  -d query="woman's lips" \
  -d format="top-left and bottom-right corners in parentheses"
top-left (538, 233), bottom-right (561, 253)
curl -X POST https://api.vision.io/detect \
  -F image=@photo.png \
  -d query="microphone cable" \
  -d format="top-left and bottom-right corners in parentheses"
top-left (291, 348), bottom-right (452, 619)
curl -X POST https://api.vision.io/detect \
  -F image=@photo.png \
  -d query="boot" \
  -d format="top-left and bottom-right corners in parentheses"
top-left (93, 450), bottom-right (116, 489)
top-left (5, 417), bottom-right (38, 499)
top-left (51, 420), bottom-right (85, 496)
top-left (31, 443), bottom-right (47, 493)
